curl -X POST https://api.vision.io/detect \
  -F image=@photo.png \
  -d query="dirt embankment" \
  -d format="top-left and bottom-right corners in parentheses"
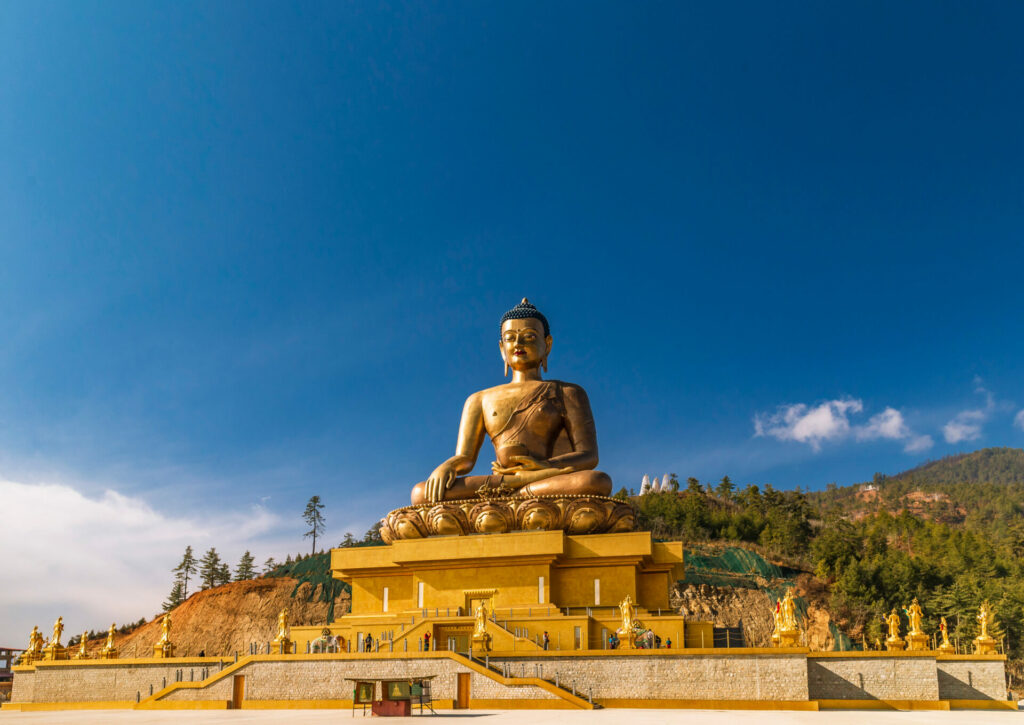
top-left (79, 577), bottom-right (350, 658)
top-left (671, 573), bottom-right (837, 650)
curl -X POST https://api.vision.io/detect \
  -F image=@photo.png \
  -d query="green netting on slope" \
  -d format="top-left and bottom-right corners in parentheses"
top-left (265, 553), bottom-right (350, 624)
top-left (683, 546), bottom-right (788, 588)
top-left (830, 622), bottom-right (857, 651)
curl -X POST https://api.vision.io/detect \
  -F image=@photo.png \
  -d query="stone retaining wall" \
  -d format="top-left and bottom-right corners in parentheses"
top-left (11, 659), bottom-right (225, 704)
top-left (936, 658), bottom-right (1006, 700)
top-left (806, 654), bottom-right (939, 701)
top-left (493, 653), bottom-right (809, 701)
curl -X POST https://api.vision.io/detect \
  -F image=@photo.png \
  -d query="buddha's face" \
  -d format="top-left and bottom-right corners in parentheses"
top-left (500, 318), bottom-right (551, 372)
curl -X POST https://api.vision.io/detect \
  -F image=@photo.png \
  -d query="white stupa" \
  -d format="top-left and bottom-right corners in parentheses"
top-left (640, 474), bottom-right (651, 495)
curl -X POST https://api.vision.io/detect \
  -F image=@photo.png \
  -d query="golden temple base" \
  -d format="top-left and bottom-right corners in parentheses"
top-left (775, 631), bottom-right (800, 648)
top-left (885, 638), bottom-right (906, 652)
top-left (380, 495), bottom-right (634, 541)
top-left (906, 633), bottom-right (929, 651)
top-left (974, 637), bottom-right (997, 655)
top-left (152, 644), bottom-right (175, 659)
top-left (41, 647), bottom-right (67, 662)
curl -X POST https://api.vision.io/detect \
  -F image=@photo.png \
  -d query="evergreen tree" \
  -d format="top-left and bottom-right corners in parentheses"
top-left (340, 532), bottom-right (356, 547)
top-left (363, 523), bottom-right (383, 543)
top-left (715, 475), bottom-right (735, 500)
top-left (234, 551), bottom-right (256, 581)
top-left (163, 580), bottom-right (185, 611)
top-left (216, 561), bottom-right (232, 586)
top-left (198, 547), bottom-right (223, 589)
top-left (303, 495), bottom-right (327, 554)
top-left (686, 477), bottom-right (703, 495)
top-left (173, 545), bottom-right (198, 600)
top-left (263, 557), bottom-right (278, 575)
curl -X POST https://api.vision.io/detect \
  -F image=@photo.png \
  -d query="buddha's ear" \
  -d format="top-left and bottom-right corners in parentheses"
top-left (499, 342), bottom-right (509, 377)
top-left (543, 335), bottom-right (553, 372)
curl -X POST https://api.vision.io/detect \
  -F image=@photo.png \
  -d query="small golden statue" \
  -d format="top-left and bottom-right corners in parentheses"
top-left (616, 595), bottom-right (641, 649)
top-left (883, 608), bottom-right (906, 651)
top-left (938, 616), bottom-right (955, 654)
top-left (42, 616), bottom-right (68, 660)
top-left (382, 301), bottom-right (633, 540)
top-left (72, 631), bottom-right (90, 660)
top-left (974, 600), bottom-right (997, 655)
top-left (99, 623), bottom-right (118, 659)
top-left (471, 600), bottom-right (492, 653)
top-left (21, 625), bottom-right (44, 664)
top-left (272, 607), bottom-right (292, 654)
top-left (772, 590), bottom-right (801, 647)
top-left (903, 598), bottom-right (928, 651)
top-left (152, 613), bottom-right (175, 658)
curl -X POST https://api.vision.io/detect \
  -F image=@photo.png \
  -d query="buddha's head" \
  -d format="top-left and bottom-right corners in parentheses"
top-left (499, 298), bottom-right (552, 376)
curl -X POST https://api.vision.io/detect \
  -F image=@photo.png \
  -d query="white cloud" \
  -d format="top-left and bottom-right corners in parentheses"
top-left (855, 407), bottom-right (934, 453)
top-left (755, 398), bottom-right (931, 453)
top-left (943, 409), bottom-right (986, 443)
top-left (1016, 410), bottom-right (1024, 432)
top-left (754, 398), bottom-right (863, 452)
top-left (0, 478), bottom-right (291, 648)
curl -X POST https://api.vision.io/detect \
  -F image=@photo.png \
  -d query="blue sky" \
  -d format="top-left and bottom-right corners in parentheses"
top-left (2, 2), bottom-right (1023, 640)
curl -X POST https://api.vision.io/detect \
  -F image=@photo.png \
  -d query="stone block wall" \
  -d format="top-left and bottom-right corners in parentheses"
top-left (806, 654), bottom-right (939, 701)
top-left (12, 660), bottom-right (225, 703)
top-left (936, 658), bottom-right (1006, 700)
top-left (492, 653), bottom-right (809, 701)
top-left (160, 655), bottom-right (556, 703)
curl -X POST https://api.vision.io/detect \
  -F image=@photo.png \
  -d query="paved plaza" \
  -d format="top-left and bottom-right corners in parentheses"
top-left (0, 709), bottom-right (1021, 724)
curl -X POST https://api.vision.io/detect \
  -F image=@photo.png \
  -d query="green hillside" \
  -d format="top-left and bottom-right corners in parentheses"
top-left (893, 447), bottom-right (1024, 486)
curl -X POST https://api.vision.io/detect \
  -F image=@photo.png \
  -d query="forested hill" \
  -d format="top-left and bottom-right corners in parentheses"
top-left (892, 447), bottom-right (1024, 486)
top-left (808, 447), bottom-right (1024, 529)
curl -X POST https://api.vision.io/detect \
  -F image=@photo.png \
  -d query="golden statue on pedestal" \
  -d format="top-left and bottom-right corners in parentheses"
top-left (100, 623), bottom-right (119, 659)
top-left (772, 590), bottom-right (801, 647)
top-left (273, 607), bottom-right (292, 654)
top-left (72, 631), bottom-right (90, 660)
top-left (616, 595), bottom-right (641, 649)
top-left (974, 600), bottom-right (997, 655)
top-left (883, 608), bottom-right (906, 651)
top-left (21, 625), bottom-right (44, 664)
top-left (382, 300), bottom-right (633, 540)
top-left (153, 613), bottom-right (175, 658)
top-left (42, 616), bottom-right (68, 660)
top-left (938, 616), bottom-right (955, 654)
top-left (472, 600), bottom-right (492, 652)
top-left (903, 598), bottom-right (928, 651)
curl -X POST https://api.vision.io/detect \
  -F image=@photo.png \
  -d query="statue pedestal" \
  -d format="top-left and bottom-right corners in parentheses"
top-left (380, 495), bottom-right (634, 541)
top-left (885, 638), bottom-right (906, 652)
top-left (776, 630), bottom-right (800, 648)
top-left (937, 642), bottom-right (955, 654)
top-left (315, 529), bottom-right (688, 654)
top-left (472, 633), bottom-right (492, 653)
top-left (99, 649), bottom-right (118, 660)
top-left (41, 646), bottom-right (68, 661)
top-left (152, 643), bottom-right (175, 659)
top-left (905, 632), bottom-right (929, 651)
top-left (974, 636), bottom-right (998, 655)
top-left (272, 638), bottom-right (292, 655)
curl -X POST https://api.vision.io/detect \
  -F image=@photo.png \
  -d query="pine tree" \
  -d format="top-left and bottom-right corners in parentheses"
top-left (303, 495), bottom-right (326, 555)
top-left (263, 557), bottom-right (278, 574)
top-left (716, 475), bottom-right (735, 500)
top-left (173, 545), bottom-right (198, 599)
top-left (198, 547), bottom-right (223, 590)
top-left (235, 551), bottom-right (256, 581)
top-left (340, 532), bottom-right (356, 547)
top-left (216, 561), bottom-right (231, 586)
top-left (163, 580), bottom-right (185, 611)
top-left (686, 477), bottom-right (703, 494)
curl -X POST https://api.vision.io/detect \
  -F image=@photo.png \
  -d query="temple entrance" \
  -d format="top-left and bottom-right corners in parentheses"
top-left (230, 675), bottom-right (245, 709)
top-left (455, 673), bottom-right (470, 709)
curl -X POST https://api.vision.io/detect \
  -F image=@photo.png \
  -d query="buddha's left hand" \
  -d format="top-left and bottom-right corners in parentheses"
top-left (491, 454), bottom-right (553, 474)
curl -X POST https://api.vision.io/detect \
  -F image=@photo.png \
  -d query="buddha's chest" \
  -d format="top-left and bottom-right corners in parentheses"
top-left (481, 385), bottom-right (563, 438)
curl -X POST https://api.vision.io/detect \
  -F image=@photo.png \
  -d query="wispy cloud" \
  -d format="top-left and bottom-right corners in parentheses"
top-left (1016, 410), bottom-right (1024, 432)
top-left (942, 377), bottom-right (1001, 444)
top-left (0, 478), bottom-right (293, 647)
top-left (856, 407), bottom-right (934, 453)
top-left (755, 398), bottom-right (932, 453)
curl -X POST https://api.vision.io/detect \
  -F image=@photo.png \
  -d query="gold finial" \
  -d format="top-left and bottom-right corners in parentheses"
top-left (521, 297), bottom-right (529, 304)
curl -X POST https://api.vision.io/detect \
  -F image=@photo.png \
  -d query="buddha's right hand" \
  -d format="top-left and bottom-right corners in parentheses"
top-left (425, 462), bottom-right (458, 502)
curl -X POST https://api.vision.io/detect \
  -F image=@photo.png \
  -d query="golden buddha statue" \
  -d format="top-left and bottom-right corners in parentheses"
top-left (905, 598), bottom-right (924, 636)
top-left (73, 631), bottom-right (89, 659)
top-left (100, 623), bottom-right (118, 659)
top-left (411, 299), bottom-right (611, 504)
